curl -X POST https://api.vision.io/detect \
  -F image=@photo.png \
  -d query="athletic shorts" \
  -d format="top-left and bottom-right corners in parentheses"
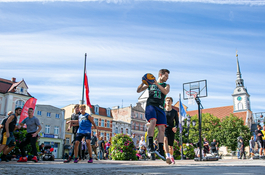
top-left (76, 133), bottom-right (91, 142)
top-left (257, 140), bottom-right (264, 149)
top-left (145, 105), bottom-right (166, 126)
top-left (165, 127), bottom-right (175, 146)
top-left (1, 132), bottom-right (16, 147)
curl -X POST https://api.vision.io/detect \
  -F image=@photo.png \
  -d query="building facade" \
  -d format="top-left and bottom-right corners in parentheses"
top-left (111, 106), bottom-right (131, 136)
top-left (131, 103), bottom-right (147, 141)
top-left (35, 104), bottom-right (65, 159)
top-left (0, 77), bottom-right (32, 121)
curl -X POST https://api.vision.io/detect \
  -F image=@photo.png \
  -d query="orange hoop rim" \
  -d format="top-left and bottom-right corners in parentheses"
top-left (186, 91), bottom-right (197, 98)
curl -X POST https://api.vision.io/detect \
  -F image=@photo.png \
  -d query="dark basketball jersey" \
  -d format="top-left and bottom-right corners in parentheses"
top-left (146, 83), bottom-right (167, 109)
top-left (165, 109), bottom-right (179, 128)
top-left (2, 114), bottom-right (17, 133)
top-left (71, 112), bottom-right (81, 134)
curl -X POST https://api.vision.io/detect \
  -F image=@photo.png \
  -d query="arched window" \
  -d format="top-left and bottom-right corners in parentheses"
top-left (15, 100), bottom-right (25, 109)
top-left (238, 102), bottom-right (243, 110)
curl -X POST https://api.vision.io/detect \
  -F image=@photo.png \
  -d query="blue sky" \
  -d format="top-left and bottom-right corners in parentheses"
top-left (0, 0), bottom-right (265, 114)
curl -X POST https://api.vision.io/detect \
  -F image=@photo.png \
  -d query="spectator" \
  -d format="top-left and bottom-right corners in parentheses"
top-left (131, 133), bottom-right (137, 148)
top-left (98, 136), bottom-right (105, 160)
top-left (139, 136), bottom-right (146, 148)
top-left (239, 138), bottom-right (246, 159)
top-left (210, 139), bottom-right (218, 154)
top-left (249, 136), bottom-right (255, 160)
top-left (105, 138), bottom-right (111, 159)
top-left (39, 143), bottom-right (46, 156)
top-left (81, 137), bottom-right (87, 160)
top-left (255, 124), bottom-right (264, 157)
top-left (203, 138), bottom-right (209, 157)
top-left (91, 133), bottom-right (98, 160)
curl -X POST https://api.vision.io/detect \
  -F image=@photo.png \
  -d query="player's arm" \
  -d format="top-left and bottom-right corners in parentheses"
top-left (154, 81), bottom-right (170, 95)
top-left (137, 83), bottom-right (148, 93)
top-left (67, 120), bottom-right (79, 126)
top-left (172, 111), bottom-right (179, 133)
top-left (88, 115), bottom-right (98, 132)
top-left (5, 115), bottom-right (15, 138)
top-left (32, 125), bottom-right (42, 137)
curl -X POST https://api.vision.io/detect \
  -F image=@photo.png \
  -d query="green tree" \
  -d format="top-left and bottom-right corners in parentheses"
top-left (219, 114), bottom-right (251, 151)
top-left (189, 113), bottom-right (221, 144)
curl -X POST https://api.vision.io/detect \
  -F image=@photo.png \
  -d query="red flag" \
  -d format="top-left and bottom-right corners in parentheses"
top-left (84, 71), bottom-right (92, 108)
top-left (19, 97), bottom-right (37, 123)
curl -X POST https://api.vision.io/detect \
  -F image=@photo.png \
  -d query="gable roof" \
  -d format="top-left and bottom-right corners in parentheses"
top-left (186, 105), bottom-right (248, 124)
top-left (91, 105), bottom-right (113, 118)
top-left (0, 77), bottom-right (31, 96)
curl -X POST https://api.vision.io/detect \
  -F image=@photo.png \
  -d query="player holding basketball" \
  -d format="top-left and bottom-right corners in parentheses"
top-left (164, 97), bottom-right (178, 164)
top-left (137, 69), bottom-right (170, 161)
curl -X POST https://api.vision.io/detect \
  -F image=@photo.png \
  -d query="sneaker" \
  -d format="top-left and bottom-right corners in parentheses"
top-left (17, 157), bottom-right (28, 162)
top-left (88, 158), bottom-right (93, 163)
top-left (147, 146), bottom-right (155, 154)
top-left (95, 157), bottom-right (98, 160)
top-left (166, 157), bottom-right (171, 164)
top-left (74, 158), bottom-right (79, 163)
top-left (32, 156), bottom-right (38, 163)
top-left (170, 157), bottom-right (175, 164)
top-left (154, 150), bottom-right (166, 161)
top-left (64, 156), bottom-right (72, 163)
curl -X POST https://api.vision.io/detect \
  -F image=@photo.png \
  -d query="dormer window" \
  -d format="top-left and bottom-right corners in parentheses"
top-left (20, 87), bottom-right (24, 93)
top-left (94, 105), bottom-right (99, 115)
top-left (107, 108), bottom-right (111, 117)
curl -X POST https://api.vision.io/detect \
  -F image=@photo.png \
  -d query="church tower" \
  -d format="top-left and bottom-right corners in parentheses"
top-left (232, 51), bottom-right (251, 112)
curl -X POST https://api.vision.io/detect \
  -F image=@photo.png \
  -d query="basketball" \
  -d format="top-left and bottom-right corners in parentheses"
top-left (142, 73), bottom-right (155, 85)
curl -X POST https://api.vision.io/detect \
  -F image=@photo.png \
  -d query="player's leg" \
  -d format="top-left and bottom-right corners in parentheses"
top-left (163, 135), bottom-right (171, 164)
top-left (168, 131), bottom-right (175, 164)
top-left (73, 134), bottom-right (82, 163)
top-left (145, 105), bottom-right (157, 153)
top-left (29, 135), bottom-right (38, 162)
top-left (17, 134), bottom-right (31, 162)
top-left (85, 133), bottom-right (93, 163)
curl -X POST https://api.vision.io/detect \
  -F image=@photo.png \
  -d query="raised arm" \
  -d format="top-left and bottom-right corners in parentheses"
top-left (137, 83), bottom-right (148, 93)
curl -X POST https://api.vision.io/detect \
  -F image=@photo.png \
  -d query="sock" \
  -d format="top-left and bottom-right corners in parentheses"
top-left (166, 153), bottom-right (170, 158)
top-left (159, 143), bottom-right (163, 152)
top-left (148, 137), bottom-right (154, 148)
top-left (170, 154), bottom-right (173, 158)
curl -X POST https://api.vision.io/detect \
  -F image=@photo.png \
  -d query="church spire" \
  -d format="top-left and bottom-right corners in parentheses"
top-left (235, 51), bottom-right (244, 87)
top-left (236, 51), bottom-right (242, 79)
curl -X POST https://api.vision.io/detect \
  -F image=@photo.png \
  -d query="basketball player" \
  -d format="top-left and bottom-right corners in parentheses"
top-left (164, 97), bottom-right (178, 164)
top-left (67, 104), bottom-right (98, 163)
top-left (137, 69), bottom-right (170, 161)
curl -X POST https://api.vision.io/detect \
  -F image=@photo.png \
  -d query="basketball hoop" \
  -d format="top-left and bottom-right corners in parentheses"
top-left (186, 91), bottom-right (197, 105)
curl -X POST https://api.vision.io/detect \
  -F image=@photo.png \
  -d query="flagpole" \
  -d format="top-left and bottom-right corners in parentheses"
top-left (81, 53), bottom-right (87, 105)
top-left (179, 93), bottom-right (184, 160)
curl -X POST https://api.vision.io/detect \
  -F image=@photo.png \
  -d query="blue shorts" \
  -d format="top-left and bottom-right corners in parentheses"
top-left (76, 133), bottom-right (91, 142)
top-left (145, 105), bottom-right (166, 126)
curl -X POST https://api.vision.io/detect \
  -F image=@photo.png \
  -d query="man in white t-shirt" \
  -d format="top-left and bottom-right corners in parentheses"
top-left (139, 136), bottom-right (146, 148)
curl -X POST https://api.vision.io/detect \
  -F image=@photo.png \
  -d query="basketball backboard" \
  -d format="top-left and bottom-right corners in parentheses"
top-left (183, 80), bottom-right (207, 100)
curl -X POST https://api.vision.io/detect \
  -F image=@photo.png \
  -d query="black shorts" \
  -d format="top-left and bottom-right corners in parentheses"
top-left (76, 133), bottom-right (91, 142)
top-left (165, 127), bottom-right (175, 146)
top-left (257, 140), bottom-right (264, 149)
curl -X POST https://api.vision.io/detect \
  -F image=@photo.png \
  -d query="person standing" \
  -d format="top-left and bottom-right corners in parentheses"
top-left (91, 133), bottom-right (98, 160)
top-left (239, 138), bottom-right (246, 159)
top-left (17, 108), bottom-right (42, 162)
top-left (249, 136), bottom-right (255, 159)
top-left (255, 124), bottom-right (264, 157)
top-left (131, 133), bottom-right (137, 149)
top-left (261, 125), bottom-right (265, 155)
top-left (98, 136), bottom-right (105, 160)
top-left (64, 104), bottom-right (82, 163)
top-left (67, 104), bottom-right (98, 163)
top-left (139, 136), bottom-right (146, 148)
top-left (137, 69), bottom-right (170, 161)
top-left (203, 138), bottom-right (209, 157)
top-left (210, 139), bottom-right (218, 154)
top-left (164, 97), bottom-right (178, 164)
top-left (0, 107), bottom-right (22, 162)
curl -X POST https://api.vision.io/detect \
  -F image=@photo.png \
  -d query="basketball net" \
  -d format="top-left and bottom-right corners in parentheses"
top-left (187, 92), bottom-right (197, 105)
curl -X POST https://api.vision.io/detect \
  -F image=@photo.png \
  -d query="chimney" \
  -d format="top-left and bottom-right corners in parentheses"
top-left (11, 77), bottom-right (16, 82)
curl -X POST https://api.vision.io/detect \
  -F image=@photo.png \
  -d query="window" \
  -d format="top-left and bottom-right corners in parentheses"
top-left (115, 127), bottom-right (118, 133)
top-left (15, 100), bottom-right (25, 109)
top-left (140, 114), bottom-right (143, 119)
top-left (106, 133), bottom-right (110, 141)
top-left (66, 138), bottom-right (70, 145)
top-left (47, 112), bottom-right (51, 117)
top-left (20, 87), bottom-right (24, 93)
top-left (37, 111), bottom-right (42, 116)
top-left (54, 126), bottom-right (59, 135)
top-left (94, 105), bottom-right (99, 114)
top-left (55, 114), bottom-right (60, 119)
top-left (107, 108), bottom-right (111, 117)
top-left (126, 129), bottom-right (128, 134)
top-left (238, 102), bottom-right (243, 110)
top-left (107, 120), bottom-right (110, 128)
top-left (138, 124), bottom-right (140, 131)
top-left (100, 132), bottom-right (104, 138)
top-left (45, 125), bottom-right (50, 134)
top-left (121, 128), bottom-right (123, 134)
top-left (94, 118), bottom-right (98, 126)
top-left (101, 119), bottom-right (105, 127)
top-left (136, 113), bottom-right (138, 118)
top-left (134, 123), bottom-right (136, 130)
